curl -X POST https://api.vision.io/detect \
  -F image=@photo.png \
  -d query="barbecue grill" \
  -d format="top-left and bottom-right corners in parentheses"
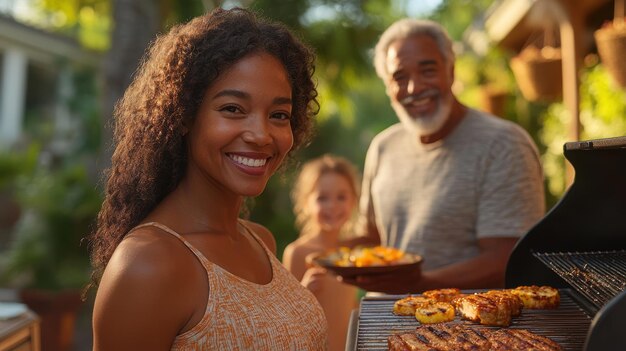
top-left (346, 136), bottom-right (626, 351)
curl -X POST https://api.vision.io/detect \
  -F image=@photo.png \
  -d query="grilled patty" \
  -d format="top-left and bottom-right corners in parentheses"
top-left (489, 328), bottom-right (563, 351)
top-left (388, 324), bottom-right (562, 351)
top-left (510, 285), bottom-right (560, 309)
top-left (393, 296), bottom-right (434, 316)
top-left (414, 301), bottom-right (456, 324)
top-left (456, 290), bottom-right (523, 327)
top-left (422, 288), bottom-right (466, 304)
top-left (389, 324), bottom-right (491, 351)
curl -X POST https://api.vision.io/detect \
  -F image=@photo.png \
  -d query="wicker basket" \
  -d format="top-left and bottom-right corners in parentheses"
top-left (595, 25), bottom-right (626, 88)
top-left (510, 47), bottom-right (562, 102)
top-left (480, 86), bottom-right (508, 117)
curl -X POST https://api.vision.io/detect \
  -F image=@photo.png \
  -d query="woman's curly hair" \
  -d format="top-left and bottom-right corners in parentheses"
top-left (89, 7), bottom-right (318, 288)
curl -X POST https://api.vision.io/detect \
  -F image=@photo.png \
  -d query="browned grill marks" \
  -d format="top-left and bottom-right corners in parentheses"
top-left (389, 325), bottom-right (562, 351)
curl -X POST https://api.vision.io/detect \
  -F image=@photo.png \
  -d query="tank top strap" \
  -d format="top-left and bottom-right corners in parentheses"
top-left (237, 219), bottom-right (274, 258)
top-left (130, 222), bottom-right (211, 267)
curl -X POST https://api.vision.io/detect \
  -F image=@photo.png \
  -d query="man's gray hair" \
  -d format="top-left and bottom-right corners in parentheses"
top-left (373, 18), bottom-right (455, 79)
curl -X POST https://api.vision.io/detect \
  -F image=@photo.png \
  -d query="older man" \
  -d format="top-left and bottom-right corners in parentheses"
top-left (343, 18), bottom-right (545, 294)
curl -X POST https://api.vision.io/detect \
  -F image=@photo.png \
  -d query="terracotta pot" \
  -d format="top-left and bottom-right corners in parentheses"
top-left (480, 87), bottom-right (508, 117)
top-left (595, 25), bottom-right (626, 88)
top-left (510, 46), bottom-right (562, 102)
top-left (19, 289), bottom-right (83, 351)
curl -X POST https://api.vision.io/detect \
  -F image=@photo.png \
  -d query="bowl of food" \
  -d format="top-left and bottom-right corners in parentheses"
top-left (311, 246), bottom-right (423, 278)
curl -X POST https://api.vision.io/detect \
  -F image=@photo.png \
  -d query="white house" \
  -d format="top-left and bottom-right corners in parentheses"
top-left (0, 13), bottom-right (101, 150)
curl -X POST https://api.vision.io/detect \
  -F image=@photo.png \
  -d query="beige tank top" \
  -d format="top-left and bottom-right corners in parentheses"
top-left (133, 221), bottom-right (328, 350)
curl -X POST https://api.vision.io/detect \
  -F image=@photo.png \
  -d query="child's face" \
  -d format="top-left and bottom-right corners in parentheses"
top-left (307, 172), bottom-right (356, 234)
top-left (186, 52), bottom-right (294, 197)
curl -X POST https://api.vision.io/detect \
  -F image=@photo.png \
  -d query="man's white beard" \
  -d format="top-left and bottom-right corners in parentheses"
top-left (392, 90), bottom-right (452, 136)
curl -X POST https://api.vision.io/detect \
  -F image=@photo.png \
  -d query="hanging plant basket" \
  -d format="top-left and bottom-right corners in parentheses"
top-left (595, 20), bottom-right (626, 89)
top-left (480, 85), bottom-right (508, 117)
top-left (510, 46), bottom-right (562, 102)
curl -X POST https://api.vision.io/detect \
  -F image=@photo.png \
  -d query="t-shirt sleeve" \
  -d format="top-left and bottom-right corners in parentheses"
top-left (476, 128), bottom-right (546, 238)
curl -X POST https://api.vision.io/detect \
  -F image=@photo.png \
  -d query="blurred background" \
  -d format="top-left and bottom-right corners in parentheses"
top-left (0, 0), bottom-right (624, 350)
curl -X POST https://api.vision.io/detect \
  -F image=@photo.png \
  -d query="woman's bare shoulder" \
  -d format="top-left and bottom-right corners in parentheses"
top-left (97, 225), bottom-right (201, 304)
top-left (93, 225), bottom-right (202, 348)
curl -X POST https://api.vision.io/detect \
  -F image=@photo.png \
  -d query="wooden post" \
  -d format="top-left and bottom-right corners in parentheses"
top-left (548, 0), bottom-right (584, 187)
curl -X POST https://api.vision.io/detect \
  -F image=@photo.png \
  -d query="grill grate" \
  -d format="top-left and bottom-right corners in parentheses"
top-left (353, 289), bottom-right (591, 351)
top-left (533, 250), bottom-right (626, 310)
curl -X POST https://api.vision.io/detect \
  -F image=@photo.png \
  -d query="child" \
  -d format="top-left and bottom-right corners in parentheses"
top-left (283, 154), bottom-right (361, 351)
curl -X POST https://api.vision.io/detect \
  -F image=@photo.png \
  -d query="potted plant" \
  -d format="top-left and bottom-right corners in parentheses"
top-left (0, 156), bottom-right (101, 351)
top-left (594, 0), bottom-right (626, 88)
top-left (510, 45), bottom-right (563, 102)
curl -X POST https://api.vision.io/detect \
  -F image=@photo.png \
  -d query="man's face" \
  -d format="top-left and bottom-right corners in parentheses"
top-left (384, 34), bottom-right (454, 136)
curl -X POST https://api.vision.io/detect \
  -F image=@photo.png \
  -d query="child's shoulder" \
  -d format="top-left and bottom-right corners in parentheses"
top-left (284, 235), bottom-right (323, 256)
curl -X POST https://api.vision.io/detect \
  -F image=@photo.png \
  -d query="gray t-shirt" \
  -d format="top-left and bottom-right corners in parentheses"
top-left (359, 108), bottom-right (545, 270)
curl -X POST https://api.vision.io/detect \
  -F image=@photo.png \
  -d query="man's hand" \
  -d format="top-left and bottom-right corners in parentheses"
top-left (338, 264), bottom-right (423, 294)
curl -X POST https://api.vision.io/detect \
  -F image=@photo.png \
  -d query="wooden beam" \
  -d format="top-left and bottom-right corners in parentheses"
top-left (549, 0), bottom-right (585, 185)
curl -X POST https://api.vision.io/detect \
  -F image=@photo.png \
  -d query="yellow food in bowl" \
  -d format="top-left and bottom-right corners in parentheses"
top-left (333, 246), bottom-right (409, 267)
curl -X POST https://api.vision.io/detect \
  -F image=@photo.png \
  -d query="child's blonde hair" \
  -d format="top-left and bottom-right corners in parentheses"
top-left (291, 154), bottom-right (361, 238)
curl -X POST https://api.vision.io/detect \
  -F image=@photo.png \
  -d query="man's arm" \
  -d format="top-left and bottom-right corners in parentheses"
top-left (340, 237), bottom-right (517, 294)
top-left (419, 237), bottom-right (517, 290)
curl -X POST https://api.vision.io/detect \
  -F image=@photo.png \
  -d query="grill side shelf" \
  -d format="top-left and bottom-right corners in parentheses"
top-left (533, 250), bottom-right (626, 312)
top-left (564, 136), bottom-right (626, 150)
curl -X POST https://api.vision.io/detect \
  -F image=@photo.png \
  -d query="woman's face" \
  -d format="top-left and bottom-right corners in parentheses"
top-left (306, 172), bottom-right (356, 234)
top-left (186, 52), bottom-right (294, 197)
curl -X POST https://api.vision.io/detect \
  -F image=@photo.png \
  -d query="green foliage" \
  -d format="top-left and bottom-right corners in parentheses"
top-left (29, 0), bottom-right (112, 51)
top-left (76, 2), bottom-right (111, 50)
top-left (540, 64), bottom-right (626, 200)
top-left (430, 0), bottom-right (494, 40)
top-left (0, 146), bottom-right (39, 191)
top-left (67, 65), bottom-right (103, 154)
top-left (0, 59), bottom-right (103, 291)
top-left (0, 152), bottom-right (101, 291)
top-left (162, 0), bottom-right (206, 30)
top-left (250, 0), bottom-right (310, 29)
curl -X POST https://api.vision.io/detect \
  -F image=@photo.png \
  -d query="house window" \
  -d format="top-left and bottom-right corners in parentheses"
top-left (23, 61), bottom-right (57, 141)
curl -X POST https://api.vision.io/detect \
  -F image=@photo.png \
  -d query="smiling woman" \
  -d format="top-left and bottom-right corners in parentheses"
top-left (88, 7), bottom-right (328, 350)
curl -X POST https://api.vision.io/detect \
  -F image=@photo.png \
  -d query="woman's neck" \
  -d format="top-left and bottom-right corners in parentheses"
top-left (152, 176), bottom-right (243, 237)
